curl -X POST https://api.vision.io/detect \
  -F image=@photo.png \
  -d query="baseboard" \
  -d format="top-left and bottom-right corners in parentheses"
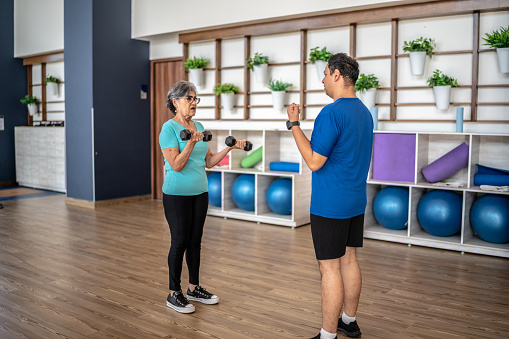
top-left (65, 194), bottom-right (151, 208)
top-left (0, 181), bottom-right (17, 188)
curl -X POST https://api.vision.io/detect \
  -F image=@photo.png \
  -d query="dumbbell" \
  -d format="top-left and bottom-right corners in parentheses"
top-left (180, 129), bottom-right (213, 142)
top-left (225, 136), bottom-right (253, 151)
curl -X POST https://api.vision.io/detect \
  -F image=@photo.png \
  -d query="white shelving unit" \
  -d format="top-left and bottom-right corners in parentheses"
top-left (205, 129), bottom-right (311, 228)
top-left (14, 127), bottom-right (66, 193)
top-left (365, 131), bottom-right (509, 258)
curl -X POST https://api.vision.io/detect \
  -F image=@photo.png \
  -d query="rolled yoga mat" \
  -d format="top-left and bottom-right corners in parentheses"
top-left (421, 142), bottom-right (469, 183)
top-left (270, 162), bottom-right (300, 172)
top-left (241, 146), bottom-right (263, 168)
top-left (474, 164), bottom-right (509, 186)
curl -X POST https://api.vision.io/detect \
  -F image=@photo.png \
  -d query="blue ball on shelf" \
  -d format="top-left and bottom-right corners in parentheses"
top-left (266, 178), bottom-right (292, 215)
top-left (231, 174), bottom-right (255, 211)
top-left (470, 195), bottom-right (509, 244)
top-left (208, 172), bottom-right (222, 207)
top-left (373, 186), bottom-right (409, 230)
top-left (417, 190), bottom-right (462, 237)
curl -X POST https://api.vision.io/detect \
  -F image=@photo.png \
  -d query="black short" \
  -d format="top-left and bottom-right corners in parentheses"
top-left (310, 213), bottom-right (364, 260)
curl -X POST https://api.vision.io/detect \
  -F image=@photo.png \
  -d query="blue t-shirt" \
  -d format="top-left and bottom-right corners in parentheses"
top-left (159, 120), bottom-right (209, 196)
top-left (310, 98), bottom-right (373, 219)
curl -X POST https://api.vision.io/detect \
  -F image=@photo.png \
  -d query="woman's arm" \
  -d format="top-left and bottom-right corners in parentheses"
top-left (205, 139), bottom-right (247, 168)
top-left (162, 130), bottom-right (204, 172)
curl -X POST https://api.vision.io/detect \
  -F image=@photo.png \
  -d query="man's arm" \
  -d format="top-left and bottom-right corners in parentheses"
top-left (287, 103), bottom-right (327, 172)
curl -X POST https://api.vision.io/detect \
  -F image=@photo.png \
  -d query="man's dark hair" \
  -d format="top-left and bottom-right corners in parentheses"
top-left (327, 53), bottom-right (359, 87)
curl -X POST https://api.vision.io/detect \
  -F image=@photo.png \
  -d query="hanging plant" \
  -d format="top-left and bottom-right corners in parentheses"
top-left (308, 47), bottom-right (333, 63)
top-left (267, 78), bottom-right (293, 92)
top-left (354, 74), bottom-right (380, 92)
top-left (20, 95), bottom-right (40, 106)
top-left (213, 83), bottom-right (240, 95)
top-left (426, 70), bottom-right (458, 87)
top-left (402, 37), bottom-right (436, 58)
top-left (246, 52), bottom-right (269, 71)
top-left (184, 56), bottom-right (209, 69)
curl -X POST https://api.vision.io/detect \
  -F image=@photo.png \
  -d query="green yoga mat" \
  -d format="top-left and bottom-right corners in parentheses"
top-left (241, 146), bottom-right (263, 168)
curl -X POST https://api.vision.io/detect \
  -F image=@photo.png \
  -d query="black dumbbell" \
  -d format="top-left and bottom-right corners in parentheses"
top-left (225, 136), bottom-right (253, 151)
top-left (180, 129), bottom-right (212, 142)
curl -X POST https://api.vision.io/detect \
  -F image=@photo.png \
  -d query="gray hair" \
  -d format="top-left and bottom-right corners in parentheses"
top-left (166, 81), bottom-right (198, 113)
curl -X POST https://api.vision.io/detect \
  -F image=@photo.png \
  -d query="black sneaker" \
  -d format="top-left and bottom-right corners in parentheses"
top-left (338, 319), bottom-right (361, 338)
top-left (166, 291), bottom-right (195, 313)
top-left (186, 285), bottom-right (219, 304)
top-left (310, 333), bottom-right (337, 339)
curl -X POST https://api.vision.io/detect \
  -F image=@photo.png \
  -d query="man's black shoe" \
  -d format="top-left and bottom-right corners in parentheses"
top-left (338, 319), bottom-right (361, 338)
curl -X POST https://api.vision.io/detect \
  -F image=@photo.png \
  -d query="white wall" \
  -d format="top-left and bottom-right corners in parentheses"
top-left (14, 0), bottom-right (63, 58)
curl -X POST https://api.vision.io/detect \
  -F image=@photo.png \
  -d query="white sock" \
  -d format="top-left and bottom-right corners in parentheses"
top-left (320, 328), bottom-right (336, 339)
top-left (342, 312), bottom-right (356, 325)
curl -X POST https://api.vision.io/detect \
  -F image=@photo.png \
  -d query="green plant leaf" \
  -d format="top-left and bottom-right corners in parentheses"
top-left (184, 56), bottom-right (209, 69)
top-left (309, 46), bottom-right (333, 64)
top-left (213, 83), bottom-right (240, 95)
top-left (482, 26), bottom-right (509, 48)
top-left (246, 52), bottom-right (269, 71)
top-left (45, 75), bottom-right (59, 83)
top-left (426, 69), bottom-right (458, 87)
top-left (402, 37), bottom-right (436, 58)
top-left (354, 74), bottom-right (380, 92)
top-left (267, 78), bottom-right (293, 91)
top-left (20, 95), bottom-right (40, 106)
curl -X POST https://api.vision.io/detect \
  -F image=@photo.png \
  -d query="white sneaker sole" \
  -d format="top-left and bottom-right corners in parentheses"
top-left (166, 300), bottom-right (195, 313)
top-left (187, 295), bottom-right (219, 305)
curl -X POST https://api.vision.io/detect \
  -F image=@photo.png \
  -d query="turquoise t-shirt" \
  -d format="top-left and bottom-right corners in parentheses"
top-left (158, 120), bottom-right (209, 196)
top-left (310, 98), bottom-right (373, 219)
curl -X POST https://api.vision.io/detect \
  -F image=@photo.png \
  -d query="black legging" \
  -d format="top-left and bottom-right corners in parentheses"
top-left (163, 192), bottom-right (209, 292)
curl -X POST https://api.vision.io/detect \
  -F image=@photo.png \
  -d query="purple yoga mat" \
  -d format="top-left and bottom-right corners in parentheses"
top-left (373, 134), bottom-right (416, 182)
top-left (421, 142), bottom-right (469, 183)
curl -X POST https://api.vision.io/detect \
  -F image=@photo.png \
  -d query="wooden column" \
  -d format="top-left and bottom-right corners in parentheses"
top-left (183, 43), bottom-right (189, 81)
top-left (471, 11), bottom-right (480, 122)
top-left (41, 63), bottom-right (47, 121)
top-left (390, 19), bottom-right (399, 121)
top-left (215, 39), bottom-right (222, 120)
top-left (350, 23), bottom-right (357, 58)
top-left (27, 65), bottom-right (33, 125)
top-left (244, 36), bottom-right (251, 120)
top-left (300, 30), bottom-right (307, 120)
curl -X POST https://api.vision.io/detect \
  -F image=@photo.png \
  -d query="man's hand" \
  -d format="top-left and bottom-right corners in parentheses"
top-left (287, 103), bottom-right (300, 122)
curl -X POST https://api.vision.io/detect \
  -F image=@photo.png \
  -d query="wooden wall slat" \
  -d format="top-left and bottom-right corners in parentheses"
top-left (471, 11), bottom-right (480, 122)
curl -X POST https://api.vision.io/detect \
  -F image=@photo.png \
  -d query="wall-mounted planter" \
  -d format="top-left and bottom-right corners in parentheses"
top-left (27, 103), bottom-right (38, 116)
top-left (409, 51), bottom-right (426, 75)
top-left (271, 90), bottom-right (287, 112)
top-left (360, 88), bottom-right (377, 110)
top-left (496, 48), bottom-right (509, 73)
top-left (314, 60), bottom-right (327, 81)
top-left (47, 82), bottom-right (59, 97)
top-left (433, 85), bottom-right (452, 110)
top-left (189, 68), bottom-right (204, 87)
top-left (221, 93), bottom-right (235, 112)
top-left (253, 64), bottom-right (268, 84)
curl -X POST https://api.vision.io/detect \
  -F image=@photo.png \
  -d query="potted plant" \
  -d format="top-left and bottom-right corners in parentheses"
top-left (309, 46), bottom-right (333, 81)
top-left (482, 25), bottom-right (509, 73)
top-left (402, 37), bottom-right (436, 75)
top-left (427, 69), bottom-right (458, 110)
top-left (354, 74), bottom-right (380, 110)
top-left (184, 56), bottom-right (209, 87)
top-left (267, 78), bottom-right (293, 112)
top-left (247, 52), bottom-right (269, 84)
top-left (46, 75), bottom-right (60, 96)
top-left (20, 95), bottom-right (40, 116)
top-left (213, 83), bottom-right (239, 112)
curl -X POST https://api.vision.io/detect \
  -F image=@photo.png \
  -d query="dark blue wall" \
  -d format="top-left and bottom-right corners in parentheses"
top-left (64, 0), bottom-right (95, 201)
top-left (0, 0), bottom-right (28, 184)
top-left (65, 0), bottom-right (150, 201)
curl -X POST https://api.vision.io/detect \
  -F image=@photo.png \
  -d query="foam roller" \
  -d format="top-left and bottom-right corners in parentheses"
top-left (270, 162), bottom-right (299, 172)
top-left (421, 142), bottom-right (469, 183)
top-left (474, 174), bottom-right (509, 186)
top-left (241, 146), bottom-right (263, 168)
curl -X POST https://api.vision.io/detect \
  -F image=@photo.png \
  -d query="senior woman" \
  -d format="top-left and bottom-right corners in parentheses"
top-left (160, 80), bottom-right (246, 314)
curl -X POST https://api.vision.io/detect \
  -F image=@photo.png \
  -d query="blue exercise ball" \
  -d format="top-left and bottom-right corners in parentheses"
top-left (267, 178), bottom-right (292, 215)
top-left (232, 174), bottom-right (255, 211)
top-left (373, 186), bottom-right (409, 230)
top-left (208, 172), bottom-right (222, 207)
top-left (417, 190), bottom-right (462, 237)
top-left (470, 195), bottom-right (509, 244)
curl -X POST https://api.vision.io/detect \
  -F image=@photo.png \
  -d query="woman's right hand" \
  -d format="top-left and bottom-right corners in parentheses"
top-left (188, 130), bottom-right (204, 143)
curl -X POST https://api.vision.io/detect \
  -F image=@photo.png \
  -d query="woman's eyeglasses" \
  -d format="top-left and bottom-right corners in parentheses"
top-left (181, 96), bottom-right (200, 104)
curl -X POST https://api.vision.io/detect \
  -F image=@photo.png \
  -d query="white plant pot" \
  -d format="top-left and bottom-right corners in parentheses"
top-left (221, 93), bottom-right (235, 112)
top-left (314, 60), bottom-right (327, 82)
top-left (433, 85), bottom-right (452, 110)
top-left (27, 103), bottom-right (38, 116)
top-left (253, 64), bottom-right (269, 84)
top-left (496, 47), bottom-right (509, 73)
top-left (409, 51), bottom-right (426, 76)
top-left (188, 68), bottom-right (204, 87)
top-left (47, 82), bottom-right (59, 96)
top-left (360, 88), bottom-right (377, 110)
top-left (271, 90), bottom-right (287, 112)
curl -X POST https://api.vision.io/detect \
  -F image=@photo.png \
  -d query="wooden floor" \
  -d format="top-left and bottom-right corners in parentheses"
top-left (0, 195), bottom-right (508, 339)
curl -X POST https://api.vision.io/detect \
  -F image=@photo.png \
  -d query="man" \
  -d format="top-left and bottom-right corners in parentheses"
top-left (286, 53), bottom-right (373, 339)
